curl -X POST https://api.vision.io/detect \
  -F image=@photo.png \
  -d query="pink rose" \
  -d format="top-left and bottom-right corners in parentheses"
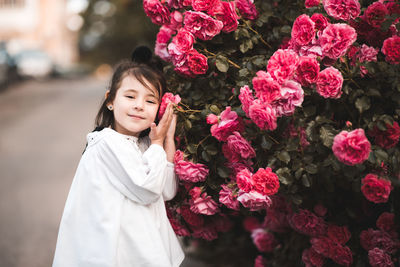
top-left (326, 224), bottom-right (351, 245)
top-left (236, 168), bottom-right (254, 192)
top-left (237, 190), bottom-right (272, 211)
top-left (319, 23), bottom-right (357, 59)
top-left (223, 132), bottom-right (256, 162)
top-left (252, 167), bottom-right (280, 196)
top-left (332, 129), bottom-right (371, 165)
top-left (302, 248), bottom-right (325, 267)
top-left (167, 11), bottom-right (184, 31)
top-left (168, 217), bottom-right (191, 236)
top-left (310, 236), bottom-right (335, 258)
top-left (360, 229), bottom-right (398, 254)
top-left (290, 209), bottom-right (327, 236)
top-left (273, 80), bottom-right (304, 116)
top-left (235, 0), bottom-right (258, 20)
top-left (368, 248), bottom-right (394, 267)
top-left (158, 92), bottom-right (181, 119)
top-left (254, 255), bottom-right (268, 267)
top-left (382, 35), bottom-right (400, 64)
top-left (252, 71), bottom-right (281, 104)
top-left (305, 0), bottom-right (320, 8)
top-left (155, 26), bottom-right (174, 61)
top-left (206, 113), bottom-right (219, 124)
top-left (291, 14), bottom-right (315, 46)
top-left (186, 49), bottom-right (209, 75)
top-left (212, 1), bottom-right (240, 33)
top-left (365, 1), bottom-right (388, 28)
top-left (322, 0), bottom-right (361, 21)
top-left (172, 28), bottom-right (195, 53)
top-left (361, 174), bottom-right (392, 204)
top-left (143, 0), bottom-right (171, 25)
top-left (210, 106), bottom-right (244, 141)
top-left (183, 11), bottom-right (224, 41)
top-left (167, 0), bottom-right (190, 9)
top-left (296, 56), bottom-right (320, 86)
top-left (369, 122), bottom-right (400, 148)
top-left (267, 49), bottom-right (299, 84)
top-left (243, 216), bottom-right (261, 232)
top-left (249, 100), bottom-right (277, 131)
top-left (263, 195), bottom-right (292, 232)
top-left (251, 228), bottom-right (278, 253)
top-left (238, 85), bottom-right (255, 116)
top-left (331, 245), bottom-right (353, 266)
top-left (179, 205), bottom-right (204, 227)
top-left (174, 150), bottom-right (209, 182)
top-left (377, 212), bottom-right (397, 236)
top-left (357, 44), bottom-right (379, 63)
top-left (313, 203), bottom-right (327, 217)
top-left (316, 66), bottom-right (343, 98)
top-left (219, 184), bottom-right (240, 210)
top-left (191, 224), bottom-right (218, 240)
top-left (311, 13), bottom-right (329, 31)
top-left (190, 191), bottom-right (220, 215)
top-left (192, 0), bottom-right (218, 12)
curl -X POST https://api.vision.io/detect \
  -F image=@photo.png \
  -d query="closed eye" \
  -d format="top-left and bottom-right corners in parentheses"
top-left (126, 96), bottom-right (134, 99)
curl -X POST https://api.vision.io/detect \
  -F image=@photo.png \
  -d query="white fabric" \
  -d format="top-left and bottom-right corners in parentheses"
top-left (53, 128), bottom-right (184, 267)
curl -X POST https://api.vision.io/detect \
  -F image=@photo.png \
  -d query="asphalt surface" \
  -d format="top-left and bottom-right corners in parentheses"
top-left (0, 77), bottom-right (206, 267)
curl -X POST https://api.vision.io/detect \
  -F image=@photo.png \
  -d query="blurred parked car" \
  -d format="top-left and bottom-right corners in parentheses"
top-left (0, 42), bottom-right (18, 89)
top-left (14, 50), bottom-right (54, 79)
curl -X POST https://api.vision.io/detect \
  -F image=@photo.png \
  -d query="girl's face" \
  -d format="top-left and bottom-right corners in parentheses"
top-left (110, 75), bottom-right (160, 137)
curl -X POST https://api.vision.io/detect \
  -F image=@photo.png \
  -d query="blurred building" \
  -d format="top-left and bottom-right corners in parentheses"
top-left (0, 0), bottom-right (83, 67)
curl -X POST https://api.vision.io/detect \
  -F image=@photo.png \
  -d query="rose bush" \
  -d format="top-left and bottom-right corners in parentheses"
top-left (143, 0), bottom-right (400, 265)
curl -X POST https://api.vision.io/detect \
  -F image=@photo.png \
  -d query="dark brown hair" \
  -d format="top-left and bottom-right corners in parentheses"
top-left (94, 60), bottom-right (166, 136)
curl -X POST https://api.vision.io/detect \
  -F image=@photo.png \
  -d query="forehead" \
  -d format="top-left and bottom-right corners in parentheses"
top-left (118, 75), bottom-right (159, 97)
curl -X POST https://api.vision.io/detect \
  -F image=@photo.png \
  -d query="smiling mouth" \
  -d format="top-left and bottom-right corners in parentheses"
top-left (128, 114), bottom-right (145, 120)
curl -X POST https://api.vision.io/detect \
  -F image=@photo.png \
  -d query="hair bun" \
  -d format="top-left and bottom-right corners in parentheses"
top-left (131, 45), bottom-right (153, 64)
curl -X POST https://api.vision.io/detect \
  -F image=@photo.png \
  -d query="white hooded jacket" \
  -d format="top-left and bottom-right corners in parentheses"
top-left (53, 128), bottom-right (184, 267)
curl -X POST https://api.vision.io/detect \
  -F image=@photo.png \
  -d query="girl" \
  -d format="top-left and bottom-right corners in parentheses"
top-left (53, 47), bottom-right (184, 267)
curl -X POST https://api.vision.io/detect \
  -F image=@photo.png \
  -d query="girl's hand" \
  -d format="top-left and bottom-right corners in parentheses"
top-left (166, 113), bottom-right (177, 140)
top-left (149, 103), bottom-right (173, 146)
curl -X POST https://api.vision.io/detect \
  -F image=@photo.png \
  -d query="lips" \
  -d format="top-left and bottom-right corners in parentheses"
top-left (128, 114), bottom-right (145, 120)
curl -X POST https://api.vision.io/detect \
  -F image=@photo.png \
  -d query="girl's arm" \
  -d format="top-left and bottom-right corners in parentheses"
top-left (162, 114), bottom-right (178, 200)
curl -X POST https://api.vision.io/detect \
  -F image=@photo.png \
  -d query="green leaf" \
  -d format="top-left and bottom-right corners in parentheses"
top-left (210, 105), bottom-right (220, 114)
top-left (375, 149), bottom-right (389, 162)
top-left (217, 167), bottom-right (230, 178)
top-left (201, 151), bottom-right (210, 162)
top-left (277, 151), bottom-right (291, 164)
top-left (239, 68), bottom-right (250, 77)
top-left (291, 194), bottom-right (303, 205)
top-left (303, 106), bottom-right (316, 117)
top-left (301, 174), bottom-right (311, 187)
top-left (320, 125), bottom-right (335, 147)
top-left (205, 145), bottom-right (218, 155)
top-left (276, 167), bottom-right (293, 185)
top-left (184, 120), bottom-right (192, 130)
top-left (216, 56), bottom-right (229, 73)
top-left (261, 136), bottom-right (272, 150)
top-left (305, 164), bottom-right (318, 174)
top-left (295, 168), bottom-right (303, 179)
top-left (280, 25), bottom-right (291, 34)
top-left (187, 144), bottom-right (196, 154)
top-left (355, 96), bottom-right (371, 113)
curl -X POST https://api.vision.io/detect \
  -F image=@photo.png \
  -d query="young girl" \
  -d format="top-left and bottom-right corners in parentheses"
top-left (53, 48), bottom-right (184, 267)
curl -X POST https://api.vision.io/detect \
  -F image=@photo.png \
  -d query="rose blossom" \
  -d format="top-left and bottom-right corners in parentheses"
top-left (377, 212), bottom-right (396, 236)
top-left (382, 36), bottom-right (400, 64)
top-left (290, 209), bottom-right (327, 236)
top-left (191, 223), bottom-right (218, 240)
top-left (167, 11), bottom-right (184, 31)
top-left (316, 66), bottom-right (343, 99)
top-left (302, 248), bottom-right (325, 267)
top-left (249, 100), bottom-right (277, 131)
top-left (365, 1), bottom-right (388, 28)
top-left (186, 49), bottom-right (209, 75)
top-left (243, 216), bottom-right (261, 232)
top-left (210, 1), bottom-right (240, 33)
top-left (357, 44), bottom-right (379, 62)
top-left (368, 248), bottom-right (394, 267)
top-left (211, 214), bottom-right (233, 233)
top-left (369, 122), bottom-right (400, 148)
top-left (155, 26), bottom-right (174, 61)
top-left (252, 71), bottom-right (281, 104)
top-left (237, 190), bottom-right (272, 211)
top-left (331, 245), bottom-right (353, 266)
top-left (171, 28), bottom-right (195, 53)
top-left (273, 80), bottom-right (304, 116)
top-left (158, 92), bottom-right (181, 119)
top-left (239, 85), bottom-right (255, 116)
top-left (168, 217), bottom-right (191, 236)
top-left (326, 224), bottom-right (351, 245)
top-left (251, 228), bottom-right (278, 253)
top-left (361, 174), bottom-right (392, 204)
top-left (360, 228), bottom-right (399, 254)
top-left (223, 132), bottom-right (256, 162)
top-left (210, 106), bottom-right (244, 141)
top-left (236, 168), bottom-right (254, 192)
top-left (174, 150), bottom-right (209, 182)
top-left (179, 205), bottom-right (204, 227)
top-left (254, 255), bottom-right (268, 267)
top-left (332, 129), bottom-right (371, 165)
top-left (296, 56), bottom-right (320, 86)
top-left (263, 195), bottom-right (292, 233)
top-left (143, 0), bottom-right (171, 25)
top-left (167, 0), bottom-right (190, 9)
top-left (235, 0), bottom-right (258, 20)
top-left (322, 0), bottom-right (361, 21)
top-left (192, 0), bottom-right (218, 11)
top-left (183, 11), bottom-right (224, 41)
top-left (267, 49), bottom-right (299, 84)
top-left (252, 167), bottom-right (280, 196)
top-left (305, 0), bottom-right (320, 8)
top-left (311, 13), bottom-right (329, 31)
top-left (190, 190), bottom-right (220, 215)
top-left (310, 236), bottom-right (335, 258)
top-left (219, 184), bottom-right (240, 210)
top-left (319, 23), bottom-right (357, 59)
top-left (206, 114), bottom-right (218, 124)
top-left (291, 14), bottom-right (315, 46)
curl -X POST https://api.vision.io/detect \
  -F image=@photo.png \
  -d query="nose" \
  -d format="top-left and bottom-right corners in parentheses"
top-left (133, 98), bottom-right (144, 110)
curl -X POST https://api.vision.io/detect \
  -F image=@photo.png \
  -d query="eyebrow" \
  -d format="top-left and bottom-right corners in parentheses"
top-left (124, 89), bottom-right (157, 98)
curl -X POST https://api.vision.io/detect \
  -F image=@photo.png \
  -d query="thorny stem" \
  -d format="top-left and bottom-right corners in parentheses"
top-left (266, 133), bottom-right (279, 144)
top-left (195, 135), bottom-right (211, 148)
top-left (201, 48), bottom-right (241, 69)
top-left (243, 20), bottom-right (272, 49)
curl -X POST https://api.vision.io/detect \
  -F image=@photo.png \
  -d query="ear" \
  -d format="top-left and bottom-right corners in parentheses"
top-left (105, 90), bottom-right (110, 100)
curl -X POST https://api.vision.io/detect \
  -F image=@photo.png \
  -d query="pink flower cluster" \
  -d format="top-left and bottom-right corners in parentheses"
top-left (174, 150), bottom-right (209, 182)
top-left (361, 174), bottom-right (392, 203)
top-left (207, 106), bottom-right (244, 141)
top-left (148, 0), bottom-right (259, 76)
top-left (360, 212), bottom-right (399, 266)
top-left (158, 92), bottom-right (181, 119)
top-left (332, 129), bottom-right (371, 165)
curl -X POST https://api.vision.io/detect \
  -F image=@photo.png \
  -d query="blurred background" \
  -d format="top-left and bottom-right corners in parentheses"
top-left (0, 1), bottom-right (203, 266)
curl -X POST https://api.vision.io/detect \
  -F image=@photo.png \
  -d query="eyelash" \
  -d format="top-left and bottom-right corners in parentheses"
top-left (126, 96), bottom-right (156, 104)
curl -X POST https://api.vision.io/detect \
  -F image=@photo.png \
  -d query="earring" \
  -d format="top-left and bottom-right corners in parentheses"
top-left (108, 105), bottom-right (113, 110)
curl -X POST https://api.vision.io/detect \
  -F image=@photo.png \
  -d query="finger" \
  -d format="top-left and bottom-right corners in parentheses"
top-left (159, 103), bottom-right (172, 124)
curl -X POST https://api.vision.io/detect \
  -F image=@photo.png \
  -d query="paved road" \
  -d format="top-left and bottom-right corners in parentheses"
top-left (0, 77), bottom-right (205, 267)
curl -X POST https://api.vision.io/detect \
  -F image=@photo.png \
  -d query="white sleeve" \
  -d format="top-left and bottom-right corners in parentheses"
top-left (162, 162), bottom-right (178, 201)
top-left (98, 135), bottom-right (168, 205)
